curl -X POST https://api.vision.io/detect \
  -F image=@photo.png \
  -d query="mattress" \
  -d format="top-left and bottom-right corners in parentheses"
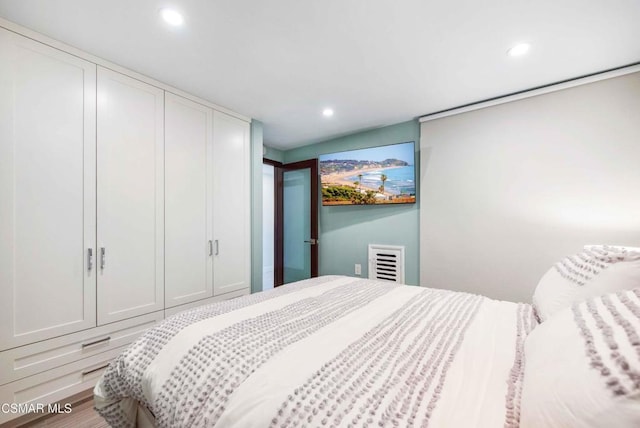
top-left (94, 276), bottom-right (537, 427)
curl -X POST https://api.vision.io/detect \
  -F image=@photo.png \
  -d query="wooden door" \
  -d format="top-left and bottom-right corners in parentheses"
top-left (279, 159), bottom-right (319, 285)
top-left (0, 28), bottom-right (97, 349)
top-left (212, 111), bottom-right (251, 296)
top-left (96, 67), bottom-right (164, 325)
top-left (165, 93), bottom-right (214, 308)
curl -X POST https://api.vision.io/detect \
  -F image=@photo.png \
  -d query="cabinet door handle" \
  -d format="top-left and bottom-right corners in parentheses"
top-left (87, 248), bottom-right (93, 271)
top-left (215, 240), bottom-right (219, 255)
top-left (208, 240), bottom-right (213, 256)
top-left (100, 247), bottom-right (106, 270)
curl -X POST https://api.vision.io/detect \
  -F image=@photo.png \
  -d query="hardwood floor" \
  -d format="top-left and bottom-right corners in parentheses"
top-left (1, 391), bottom-right (109, 428)
top-left (26, 399), bottom-right (108, 428)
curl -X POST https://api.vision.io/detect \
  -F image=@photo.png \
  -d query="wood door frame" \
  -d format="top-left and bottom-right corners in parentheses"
top-left (263, 158), bottom-right (319, 287)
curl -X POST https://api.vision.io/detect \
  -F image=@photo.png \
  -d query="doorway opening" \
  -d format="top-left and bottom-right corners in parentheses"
top-left (262, 163), bottom-right (275, 291)
top-left (262, 158), bottom-right (318, 290)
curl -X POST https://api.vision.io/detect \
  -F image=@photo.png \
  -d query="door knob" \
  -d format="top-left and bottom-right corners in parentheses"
top-left (304, 238), bottom-right (318, 245)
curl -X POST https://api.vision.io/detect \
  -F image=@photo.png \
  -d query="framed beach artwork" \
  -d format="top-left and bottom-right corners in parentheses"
top-left (319, 141), bottom-right (416, 206)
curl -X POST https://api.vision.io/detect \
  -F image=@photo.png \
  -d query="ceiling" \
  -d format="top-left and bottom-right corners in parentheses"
top-left (1, 1), bottom-right (639, 150)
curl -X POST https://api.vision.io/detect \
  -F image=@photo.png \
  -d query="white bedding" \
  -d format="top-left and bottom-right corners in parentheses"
top-left (95, 276), bottom-right (536, 427)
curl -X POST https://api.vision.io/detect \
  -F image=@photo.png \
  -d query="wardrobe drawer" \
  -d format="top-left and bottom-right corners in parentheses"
top-left (0, 345), bottom-right (127, 424)
top-left (0, 311), bottom-right (163, 385)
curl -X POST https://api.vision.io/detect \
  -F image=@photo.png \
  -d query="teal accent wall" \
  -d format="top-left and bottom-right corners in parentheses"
top-left (264, 146), bottom-right (284, 163)
top-left (283, 120), bottom-right (420, 285)
top-left (250, 120), bottom-right (264, 294)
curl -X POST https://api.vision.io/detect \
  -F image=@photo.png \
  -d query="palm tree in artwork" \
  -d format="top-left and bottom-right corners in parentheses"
top-left (380, 174), bottom-right (388, 193)
top-left (358, 174), bottom-right (363, 189)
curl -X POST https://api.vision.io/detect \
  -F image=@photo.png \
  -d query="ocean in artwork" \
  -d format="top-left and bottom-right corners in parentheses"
top-left (345, 166), bottom-right (415, 195)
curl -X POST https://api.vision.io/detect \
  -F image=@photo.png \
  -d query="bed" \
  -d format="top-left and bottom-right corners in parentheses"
top-left (95, 246), bottom-right (640, 427)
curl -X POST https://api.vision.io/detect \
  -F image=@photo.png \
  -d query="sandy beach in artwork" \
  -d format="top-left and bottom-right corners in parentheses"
top-left (321, 165), bottom-right (399, 196)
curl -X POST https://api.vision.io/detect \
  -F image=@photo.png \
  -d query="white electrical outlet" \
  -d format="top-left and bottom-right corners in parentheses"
top-left (354, 264), bottom-right (362, 275)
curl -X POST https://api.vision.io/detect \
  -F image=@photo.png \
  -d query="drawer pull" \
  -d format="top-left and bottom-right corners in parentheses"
top-left (82, 363), bottom-right (110, 377)
top-left (82, 336), bottom-right (111, 349)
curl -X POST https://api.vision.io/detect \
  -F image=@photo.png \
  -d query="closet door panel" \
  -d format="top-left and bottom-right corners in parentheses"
top-left (0, 28), bottom-right (96, 350)
top-left (97, 67), bottom-right (164, 325)
top-left (212, 111), bottom-right (251, 296)
top-left (165, 93), bottom-right (214, 308)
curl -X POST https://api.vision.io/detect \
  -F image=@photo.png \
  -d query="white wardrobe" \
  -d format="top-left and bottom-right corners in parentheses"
top-left (97, 67), bottom-right (166, 325)
top-left (0, 22), bottom-right (251, 423)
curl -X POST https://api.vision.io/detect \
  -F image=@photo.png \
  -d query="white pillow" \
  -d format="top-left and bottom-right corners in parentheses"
top-left (520, 288), bottom-right (640, 428)
top-left (532, 246), bottom-right (640, 322)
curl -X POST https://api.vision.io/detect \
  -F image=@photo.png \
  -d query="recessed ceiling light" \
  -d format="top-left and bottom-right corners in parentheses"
top-left (160, 8), bottom-right (184, 26)
top-left (507, 43), bottom-right (530, 57)
top-left (322, 108), bottom-right (334, 117)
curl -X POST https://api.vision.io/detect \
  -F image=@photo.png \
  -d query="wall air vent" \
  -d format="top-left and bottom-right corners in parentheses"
top-left (368, 244), bottom-right (405, 284)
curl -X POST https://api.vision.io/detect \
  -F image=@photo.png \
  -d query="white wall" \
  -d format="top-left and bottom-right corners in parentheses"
top-left (420, 71), bottom-right (640, 303)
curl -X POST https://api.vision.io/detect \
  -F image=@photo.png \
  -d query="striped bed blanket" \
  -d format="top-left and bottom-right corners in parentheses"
top-left (94, 276), bottom-right (537, 427)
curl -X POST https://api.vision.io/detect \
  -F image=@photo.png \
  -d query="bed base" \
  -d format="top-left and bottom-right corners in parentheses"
top-left (136, 403), bottom-right (156, 428)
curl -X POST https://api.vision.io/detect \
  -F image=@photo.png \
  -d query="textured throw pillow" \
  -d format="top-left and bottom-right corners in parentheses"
top-left (532, 246), bottom-right (640, 322)
top-left (520, 288), bottom-right (640, 428)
